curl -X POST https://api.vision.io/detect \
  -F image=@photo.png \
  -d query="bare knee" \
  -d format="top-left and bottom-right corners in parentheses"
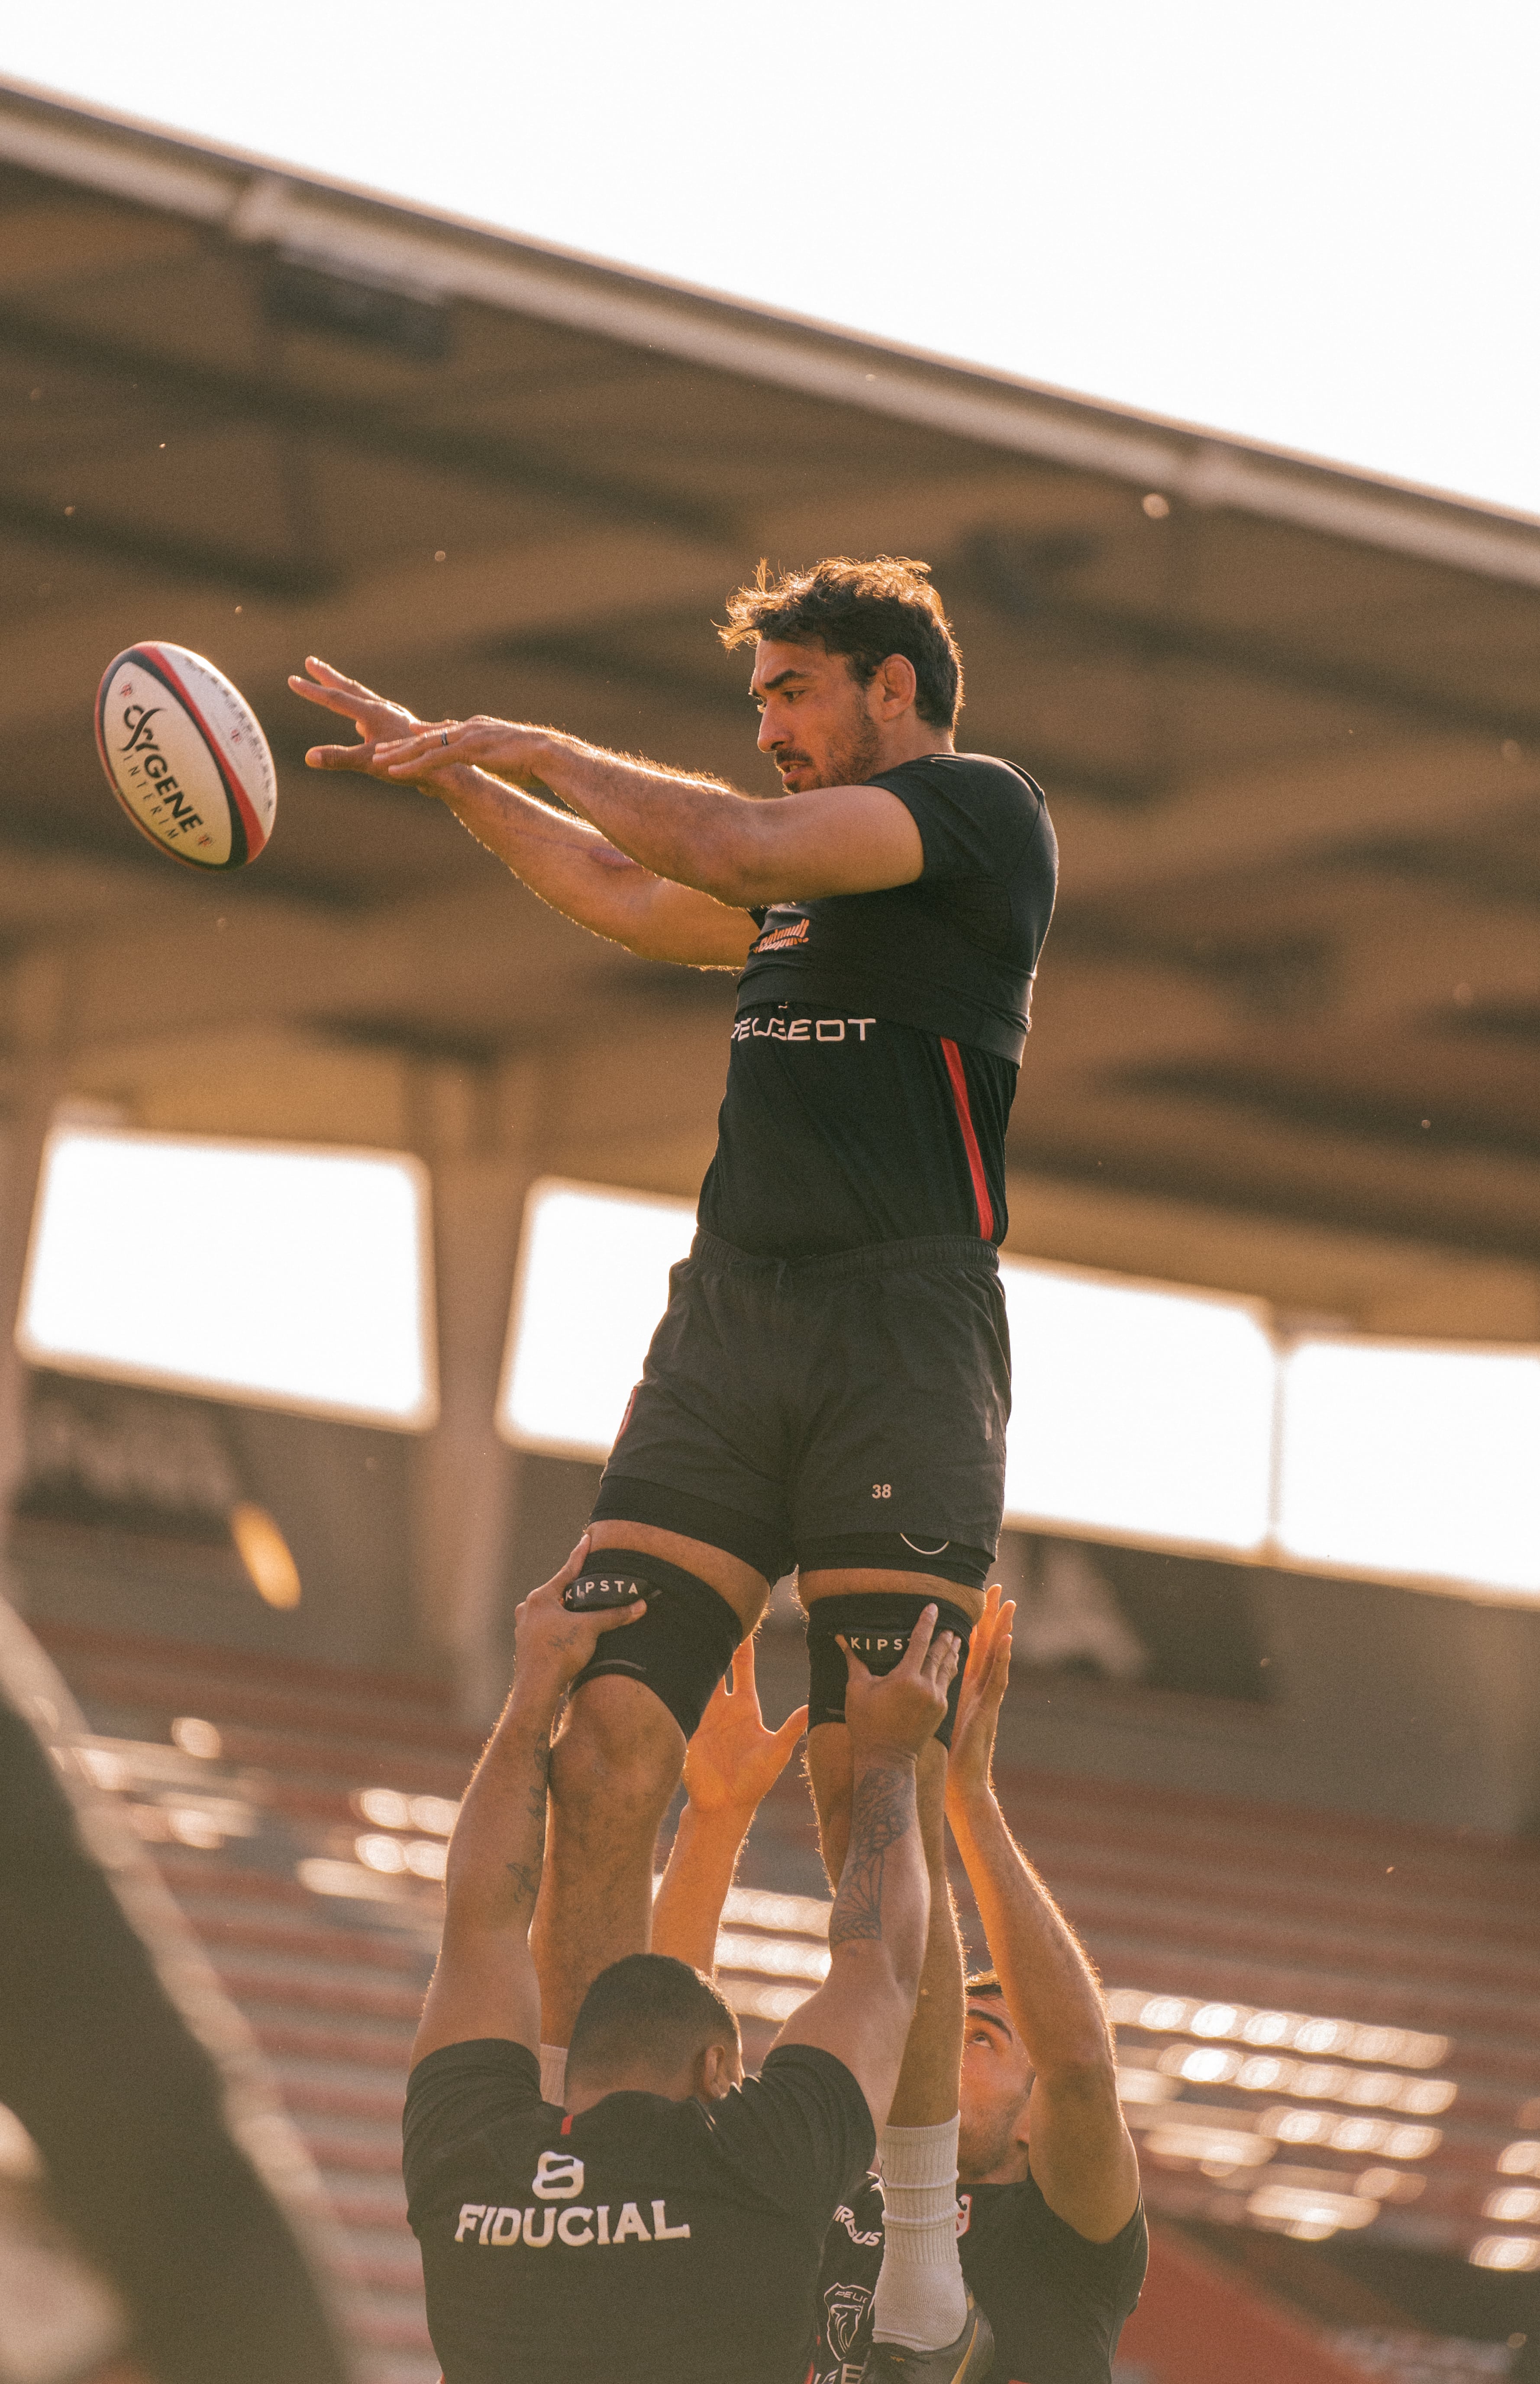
top-left (550, 1679), bottom-right (684, 1835)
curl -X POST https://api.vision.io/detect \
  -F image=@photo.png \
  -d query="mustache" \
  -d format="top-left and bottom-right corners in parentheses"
top-left (774, 750), bottom-right (813, 771)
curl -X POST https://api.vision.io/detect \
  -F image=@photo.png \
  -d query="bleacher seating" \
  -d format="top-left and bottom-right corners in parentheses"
top-left (31, 1620), bottom-right (1540, 2384)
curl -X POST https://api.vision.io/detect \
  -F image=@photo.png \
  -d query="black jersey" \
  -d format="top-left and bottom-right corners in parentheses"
top-left (814, 2169), bottom-right (1147, 2384)
top-left (404, 2038), bottom-right (874, 2384)
top-left (696, 754), bottom-right (1056, 1259)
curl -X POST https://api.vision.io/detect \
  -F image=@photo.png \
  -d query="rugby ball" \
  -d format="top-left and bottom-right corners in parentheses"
top-left (94, 643), bottom-right (277, 870)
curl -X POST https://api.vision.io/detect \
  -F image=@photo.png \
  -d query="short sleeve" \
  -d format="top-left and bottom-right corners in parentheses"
top-left (707, 2046), bottom-right (875, 2223)
top-left (1026, 2180), bottom-right (1149, 2316)
top-left (402, 2038), bottom-right (545, 2208)
top-left (869, 754), bottom-right (1043, 885)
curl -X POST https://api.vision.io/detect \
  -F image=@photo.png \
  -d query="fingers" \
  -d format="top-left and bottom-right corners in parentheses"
top-left (772, 1704), bottom-right (809, 1763)
top-left (383, 737), bottom-right (468, 775)
top-left (303, 656), bottom-right (386, 702)
top-left (837, 1634), bottom-right (873, 1686)
top-left (374, 725), bottom-right (450, 763)
top-left (288, 676), bottom-right (361, 717)
top-left (899, 1601), bottom-right (939, 1674)
top-left (549, 1533), bottom-right (591, 1593)
top-left (304, 742), bottom-right (374, 771)
top-left (591, 1596), bottom-right (648, 1634)
top-left (984, 1607), bottom-right (1014, 1702)
top-left (924, 1629), bottom-right (962, 1696)
top-left (897, 1604), bottom-right (962, 1698)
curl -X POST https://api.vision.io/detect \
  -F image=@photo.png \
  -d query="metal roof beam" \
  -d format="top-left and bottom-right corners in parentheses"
top-left (5, 82), bottom-right (1540, 592)
top-left (0, 306), bottom-right (730, 542)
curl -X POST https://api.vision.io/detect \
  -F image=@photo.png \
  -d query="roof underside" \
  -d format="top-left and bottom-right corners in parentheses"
top-left (3, 83), bottom-right (1540, 1269)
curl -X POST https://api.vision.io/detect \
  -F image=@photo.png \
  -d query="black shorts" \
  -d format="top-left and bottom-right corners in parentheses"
top-left (592, 1230), bottom-right (1010, 1589)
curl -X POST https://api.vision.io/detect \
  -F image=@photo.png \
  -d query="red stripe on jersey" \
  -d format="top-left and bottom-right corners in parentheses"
top-left (561, 2113), bottom-right (574, 2135)
top-left (941, 1037), bottom-right (994, 1240)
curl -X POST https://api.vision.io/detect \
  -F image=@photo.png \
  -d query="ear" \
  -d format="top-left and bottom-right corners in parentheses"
top-left (696, 2039), bottom-right (738, 2102)
top-left (873, 652), bottom-right (918, 718)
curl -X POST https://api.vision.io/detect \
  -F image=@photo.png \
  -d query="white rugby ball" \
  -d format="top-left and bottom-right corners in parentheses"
top-left (95, 643), bottom-right (277, 870)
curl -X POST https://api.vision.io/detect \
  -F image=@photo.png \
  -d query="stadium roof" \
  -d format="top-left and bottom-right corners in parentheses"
top-left (3, 77), bottom-right (1540, 1281)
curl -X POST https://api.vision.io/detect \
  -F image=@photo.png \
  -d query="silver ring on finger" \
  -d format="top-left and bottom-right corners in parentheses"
top-left (440, 731), bottom-right (449, 746)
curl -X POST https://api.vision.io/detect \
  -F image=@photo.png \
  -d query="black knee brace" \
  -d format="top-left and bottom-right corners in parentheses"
top-left (804, 1592), bottom-right (975, 1750)
top-left (568, 1551), bottom-right (743, 1740)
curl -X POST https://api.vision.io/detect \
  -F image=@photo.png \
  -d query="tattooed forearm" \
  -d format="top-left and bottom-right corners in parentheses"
top-left (829, 1756), bottom-right (916, 1952)
top-left (504, 1857), bottom-right (542, 1911)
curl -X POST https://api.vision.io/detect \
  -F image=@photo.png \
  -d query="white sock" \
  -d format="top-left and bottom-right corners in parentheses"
top-left (870, 2117), bottom-right (969, 2352)
top-left (539, 2044), bottom-right (568, 2105)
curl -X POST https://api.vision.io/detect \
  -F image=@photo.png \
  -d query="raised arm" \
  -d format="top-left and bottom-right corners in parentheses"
top-left (776, 1608), bottom-right (959, 2130)
top-left (411, 1540), bottom-right (647, 2066)
top-left (371, 713), bottom-right (926, 907)
top-left (289, 661), bottom-right (755, 967)
top-left (651, 1637), bottom-right (807, 1976)
top-left (946, 1591), bottom-right (1140, 2241)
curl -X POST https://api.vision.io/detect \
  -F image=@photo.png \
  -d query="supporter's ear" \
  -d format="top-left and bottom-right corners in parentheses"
top-left (696, 2040), bottom-right (739, 2103)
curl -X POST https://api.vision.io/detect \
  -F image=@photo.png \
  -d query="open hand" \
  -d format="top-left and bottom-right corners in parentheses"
top-left (512, 1536), bottom-right (646, 1701)
top-left (946, 1583), bottom-right (1014, 1815)
top-left (373, 715), bottom-right (557, 789)
top-left (841, 1604), bottom-right (960, 1758)
top-left (288, 657), bottom-right (454, 784)
top-left (684, 1637), bottom-right (807, 1822)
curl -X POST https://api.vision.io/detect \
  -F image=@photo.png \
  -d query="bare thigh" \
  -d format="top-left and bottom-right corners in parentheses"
top-left (588, 1519), bottom-right (770, 1633)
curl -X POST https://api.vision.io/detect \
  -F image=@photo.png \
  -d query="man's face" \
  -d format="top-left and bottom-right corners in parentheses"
top-left (750, 637), bottom-right (884, 793)
top-left (957, 1997), bottom-right (1033, 2182)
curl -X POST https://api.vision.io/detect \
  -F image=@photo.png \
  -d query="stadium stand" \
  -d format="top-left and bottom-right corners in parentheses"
top-left (28, 1614), bottom-right (1540, 2384)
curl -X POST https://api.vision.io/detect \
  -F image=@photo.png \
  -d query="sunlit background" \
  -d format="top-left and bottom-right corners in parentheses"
top-left (6, 1), bottom-right (1540, 516)
top-left (5, 16), bottom-right (1540, 2373)
top-left (19, 1126), bottom-right (436, 1427)
top-left (498, 1177), bottom-right (1540, 1602)
top-left (20, 1144), bottom-right (1540, 1601)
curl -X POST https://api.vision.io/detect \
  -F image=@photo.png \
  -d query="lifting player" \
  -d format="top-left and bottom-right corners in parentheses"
top-left (402, 1538), bottom-right (959, 2384)
top-left (653, 1590), bottom-right (1146, 2384)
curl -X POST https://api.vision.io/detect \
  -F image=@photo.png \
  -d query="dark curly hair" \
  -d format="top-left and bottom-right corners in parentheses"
top-left (719, 554), bottom-right (964, 732)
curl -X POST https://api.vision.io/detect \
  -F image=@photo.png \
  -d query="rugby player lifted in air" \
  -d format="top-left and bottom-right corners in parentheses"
top-left (654, 1589), bottom-right (1147, 2384)
top-left (402, 1536), bottom-right (959, 2384)
top-left (292, 553), bottom-right (1057, 2380)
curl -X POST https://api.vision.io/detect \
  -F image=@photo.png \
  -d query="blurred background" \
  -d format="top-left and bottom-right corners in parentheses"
top-left (2, 24), bottom-right (1539, 2381)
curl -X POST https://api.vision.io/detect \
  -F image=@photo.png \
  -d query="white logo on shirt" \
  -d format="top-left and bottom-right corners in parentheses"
top-left (533, 2151), bottom-right (584, 2200)
top-left (731, 1015), bottom-right (876, 1046)
top-left (453, 2195), bottom-right (691, 2248)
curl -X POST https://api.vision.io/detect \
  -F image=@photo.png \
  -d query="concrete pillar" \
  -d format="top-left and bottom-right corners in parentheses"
top-left (408, 1057), bottom-right (545, 1718)
top-left (0, 950), bottom-right (72, 1592)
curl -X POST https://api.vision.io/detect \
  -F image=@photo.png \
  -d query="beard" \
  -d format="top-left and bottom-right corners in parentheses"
top-left (824, 709), bottom-right (884, 787)
top-left (957, 2104), bottom-right (1023, 2182)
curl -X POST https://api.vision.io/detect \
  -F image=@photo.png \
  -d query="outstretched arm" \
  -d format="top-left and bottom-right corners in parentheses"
top-left (289, 661), bottom-right (756, 967)
top-left (371, 715), bottom-right (926, 907)
top-left (946, 1591), bottom-right (1140, 2240)
top-left (777, 1609), bottom-right (960, 2131)
top-left (411, 1540), bottom-right (647, 2066)
top-left (651, 1637), bottom-right (807, 1976)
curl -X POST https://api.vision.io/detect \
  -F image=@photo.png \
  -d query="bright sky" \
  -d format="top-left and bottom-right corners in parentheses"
top-left (7, 1), bottom-right (1539, 518)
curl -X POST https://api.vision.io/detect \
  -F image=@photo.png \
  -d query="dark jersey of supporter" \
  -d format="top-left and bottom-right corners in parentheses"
top-left (696, 753), bottom-right (1057, 1259)
top-left (814, 2168), bottom-right (1147, 2384)
top-left (404, 2037), bottom-right (874, 2384)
